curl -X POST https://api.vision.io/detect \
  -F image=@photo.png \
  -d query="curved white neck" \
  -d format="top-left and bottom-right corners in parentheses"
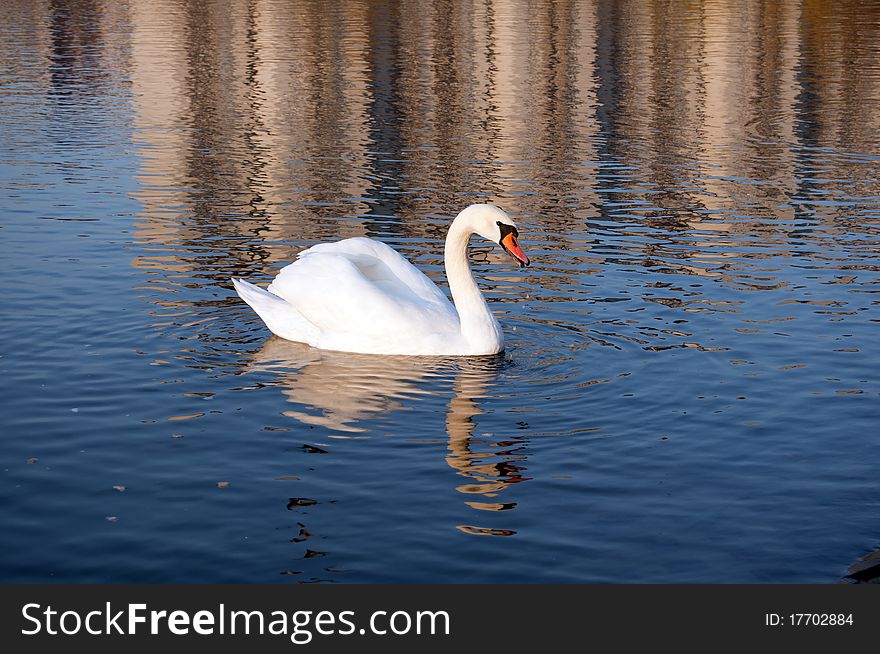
top-left (444, 217), bottom-right (503, 354)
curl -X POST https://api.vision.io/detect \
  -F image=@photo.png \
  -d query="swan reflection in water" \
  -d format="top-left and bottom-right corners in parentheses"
top-left (247, 337), bottom-right (528, 535)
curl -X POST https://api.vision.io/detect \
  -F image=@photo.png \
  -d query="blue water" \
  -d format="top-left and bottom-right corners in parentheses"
top-left (1, 0), bottom-right (878, 583)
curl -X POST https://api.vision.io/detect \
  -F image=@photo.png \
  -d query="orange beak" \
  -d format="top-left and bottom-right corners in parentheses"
top-left (500, 232), bottom-right (530, 268)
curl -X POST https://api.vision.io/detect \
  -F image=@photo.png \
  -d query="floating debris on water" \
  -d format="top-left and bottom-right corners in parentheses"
top-left (456, 525), bottom-right (516, 537)
top-left (167, 413), bottom-right (205, 421)
top-left (291, 526), bottom-right (313, 543)
top-left (287, 497), bottom-right (317, 509)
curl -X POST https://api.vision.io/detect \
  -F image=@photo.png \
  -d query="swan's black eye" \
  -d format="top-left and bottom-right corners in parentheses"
top-left (497, 221), bottom-right (518, 239)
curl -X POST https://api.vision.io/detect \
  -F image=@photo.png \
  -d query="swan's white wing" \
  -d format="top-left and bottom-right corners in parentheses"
top-left (267, 239), bottom-right (460, 354)
top-left (297, 237), bottom-right (451, 311)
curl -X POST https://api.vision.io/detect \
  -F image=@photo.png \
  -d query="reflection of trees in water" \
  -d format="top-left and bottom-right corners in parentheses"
top-left (245, 338), bottom-right (524, 534)
top-left (591, 0), bottom-right (880, 226)
top-left (46, 0), bottom-right (125, 96)
top-left (129, 0), bottom-right (377, 290)
top-left (116, 1), bottom-right (877, 267)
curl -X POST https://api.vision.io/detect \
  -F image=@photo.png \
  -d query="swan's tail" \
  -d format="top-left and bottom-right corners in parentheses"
top-left (231, 278), bottom-right (320, 345)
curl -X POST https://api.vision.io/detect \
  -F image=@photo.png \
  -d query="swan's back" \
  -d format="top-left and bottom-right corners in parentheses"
top-left (263, 237), bottom-right (461, 355)
top-left (297, 237), bottom-right (450, 309)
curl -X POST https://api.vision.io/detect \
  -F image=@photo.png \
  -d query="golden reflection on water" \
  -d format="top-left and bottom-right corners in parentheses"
top-left (114, 0), bottom-right (880, 273)
top-left (247, 338), bottom-right (440, 434)
top-left (7, 1), bottom-right (877, 263)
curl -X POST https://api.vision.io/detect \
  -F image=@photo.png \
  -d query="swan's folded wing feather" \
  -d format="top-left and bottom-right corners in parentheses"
top-left (267, 251), bottom-right (459, 353)
top-left (297, 237), bottom-right (452, 311)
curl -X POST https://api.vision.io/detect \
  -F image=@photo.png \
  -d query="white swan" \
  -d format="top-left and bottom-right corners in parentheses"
top-left (231, 204), bottom-right (530, 356)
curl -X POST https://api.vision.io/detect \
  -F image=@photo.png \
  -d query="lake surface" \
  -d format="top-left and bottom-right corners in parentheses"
top-left (1, 0), bottom-right (878, 583)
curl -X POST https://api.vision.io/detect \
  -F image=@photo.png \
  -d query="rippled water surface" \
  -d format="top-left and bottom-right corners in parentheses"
top-left (1, 0), bottom-right (879, 583)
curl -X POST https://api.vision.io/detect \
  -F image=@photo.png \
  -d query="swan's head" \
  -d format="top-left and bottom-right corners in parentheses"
top-left (460, 204), bottom-right (530, 268)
